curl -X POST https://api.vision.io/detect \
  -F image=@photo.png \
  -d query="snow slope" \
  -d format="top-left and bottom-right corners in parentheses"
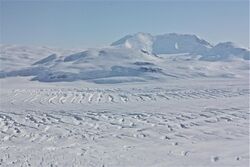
top-left (0, 44), bottom-right (81, 71)
top-left (200, 42), bottom-right (250, 61)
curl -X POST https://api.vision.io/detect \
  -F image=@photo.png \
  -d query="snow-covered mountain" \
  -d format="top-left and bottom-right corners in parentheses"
top-left (112, 32), bottom-right (249, 60)
top-left (112, 32), bottom-right (213, 55)
top-left (0, 33), bottom-right (249, 83)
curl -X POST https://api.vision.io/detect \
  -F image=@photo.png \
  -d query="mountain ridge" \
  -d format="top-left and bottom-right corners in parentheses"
top-left (0, 32), bottom-right (249, 83)
top-left (111, 32), bottom-right (249, 59)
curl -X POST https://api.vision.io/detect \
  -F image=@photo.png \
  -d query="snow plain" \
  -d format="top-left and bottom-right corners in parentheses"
top-left (0, 33), bottom-right (249, 166)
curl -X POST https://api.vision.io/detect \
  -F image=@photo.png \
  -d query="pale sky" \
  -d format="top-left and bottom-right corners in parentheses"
top-left (1, 0), bottom-right (249, 48)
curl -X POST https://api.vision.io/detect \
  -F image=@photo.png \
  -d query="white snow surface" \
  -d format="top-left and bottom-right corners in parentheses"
top-left (0, 33), bottom-right (249, 166)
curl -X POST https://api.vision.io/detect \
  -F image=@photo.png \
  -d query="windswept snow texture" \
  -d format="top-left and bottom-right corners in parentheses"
top-left (0, 33), bottom-right (249, 166)
top-left (0, 77), bottom-right (249, 167)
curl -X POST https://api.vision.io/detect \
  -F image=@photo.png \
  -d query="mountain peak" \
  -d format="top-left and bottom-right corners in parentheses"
top-left (111, 32), bottom-right (153, 52)
top-left (111, 32), bottom-right (213, 55)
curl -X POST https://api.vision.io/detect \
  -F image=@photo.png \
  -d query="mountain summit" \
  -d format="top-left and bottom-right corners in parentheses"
top-left (112, 32), bottom-right (213, 55)
top-left (111, 32), bottom-right (249, 61)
